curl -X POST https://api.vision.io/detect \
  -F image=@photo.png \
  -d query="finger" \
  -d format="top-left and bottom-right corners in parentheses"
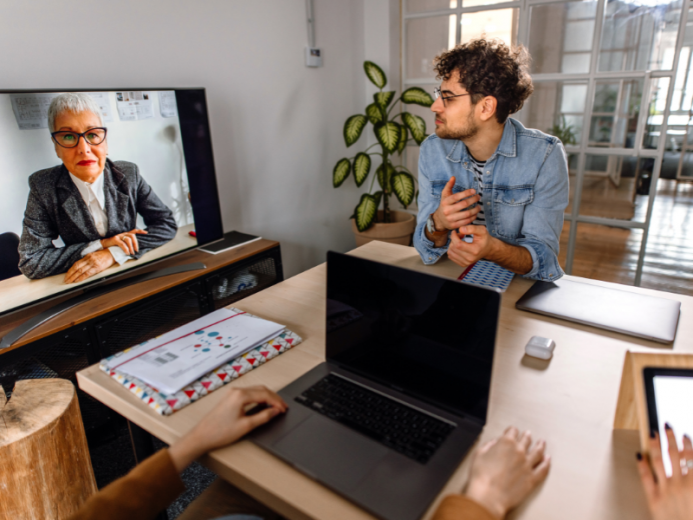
top-left (447, 203), bottom-right (481, 220)
top-left (457, 224), bottom-right (487, 237)
top-left (242, 405), bottom-right (283, 431)
top-left (132, 234), bottom-right (139, 253)
top-left (528, 440), bottom-right (546, 467)
top-left (504, 426), bottom-right (520, 441)
top-left (65, 261), bottom-right (89, 284)
top-left (518, 430), bottom-right (532, 452)
top-left (649, 432), bottom-right (668, 486)
top-left (532, 454), bottom-right (551, 484)
top-left (116, 238), bottom-right (130, 255)
top-left (637, 454), bottom-right (658, 503)
top-left (445, 188), bottom-right (477, 205)
top-left (450, 229), bottom-right (462, 245)
top-left (665, 424), bottom-right (682, 480)
top-left (122, 234), bottom-right (137, 254)
top-left (441, 177), bottom-right (456, 198)
top-left (131, 229), bottom-right (148, 235)
top-left (239, 385), bottom-right (288, 412)
top-left (683, 435), bottom-right (693, 477)
top-left (446, 195), bottom-right (481, 214)
top-left (123, 235), bottom-right (135, 256)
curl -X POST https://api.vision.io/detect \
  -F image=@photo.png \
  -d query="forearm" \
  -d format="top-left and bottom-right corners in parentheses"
top-left (486, 237), bottom-right (532, 275)
top-left (168, 427), bottom-right (210, 473)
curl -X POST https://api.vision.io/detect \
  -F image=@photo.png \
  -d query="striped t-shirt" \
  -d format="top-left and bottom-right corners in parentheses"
top-left (469, 156), bottom-right (486, 228)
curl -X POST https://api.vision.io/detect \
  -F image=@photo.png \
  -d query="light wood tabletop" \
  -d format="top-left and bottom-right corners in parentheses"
top-left (76, 241), bottom-right (693, 520)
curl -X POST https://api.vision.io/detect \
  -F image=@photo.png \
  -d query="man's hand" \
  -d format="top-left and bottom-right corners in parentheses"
top-left (638, 425), bottom-right (693, 520)
top-left (101, 229), bottom-right (148, 256)
top-left (465, 427), bottom-right (551, 519)
top-left (431, 177), bottom-right (480, 233)
top-left (168, 385), bottom-right (288, 473)
top-left (64, 249), bottom-right (116, 284)
top-left (448, 225), bottom-right (495, 268)
top-left (449, 225), bottom-right (533, 275)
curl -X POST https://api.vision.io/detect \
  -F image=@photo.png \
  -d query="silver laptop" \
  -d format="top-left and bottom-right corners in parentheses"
top-left (516, 279), bottom-right (681, 343)
top-left (248, 251), bottom-right (502, 520)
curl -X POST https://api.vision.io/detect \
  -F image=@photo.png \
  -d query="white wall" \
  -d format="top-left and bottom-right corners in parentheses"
top-left (0, 0), bottom-right (396, 278)
top-left (0, 91), bottom-right (191, 238)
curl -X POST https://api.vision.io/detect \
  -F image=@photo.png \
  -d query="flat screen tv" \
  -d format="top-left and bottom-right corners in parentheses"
top-left (0, 88), bottom-right (223, 321)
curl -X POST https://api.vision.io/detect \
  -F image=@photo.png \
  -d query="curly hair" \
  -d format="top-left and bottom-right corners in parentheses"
top-left (434, 39), bottom-right (533, 124)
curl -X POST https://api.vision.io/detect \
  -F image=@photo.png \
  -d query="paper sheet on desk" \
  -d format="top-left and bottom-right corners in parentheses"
top-left (104, 308), bottom-right (285, 395)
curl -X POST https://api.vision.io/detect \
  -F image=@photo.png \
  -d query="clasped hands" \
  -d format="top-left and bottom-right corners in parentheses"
top-left (433, 177), bottom-right (497, 268)
top-left (64, 228), bottom-right (148, 284)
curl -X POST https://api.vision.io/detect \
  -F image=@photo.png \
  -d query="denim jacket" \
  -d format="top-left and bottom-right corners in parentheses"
top-left (414, 118), bottom-right (569, 281)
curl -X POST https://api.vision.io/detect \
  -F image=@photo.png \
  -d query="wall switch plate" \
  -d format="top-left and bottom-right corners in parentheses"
top-left (305, 47), bottom-right (322, 67)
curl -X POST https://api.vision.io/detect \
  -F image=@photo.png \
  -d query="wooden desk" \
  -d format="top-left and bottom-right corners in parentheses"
top-left (77, 241), bottom-right (693, 520)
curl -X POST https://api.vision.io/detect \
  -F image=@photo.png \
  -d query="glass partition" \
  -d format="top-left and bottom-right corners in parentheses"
top-left (598, 0), bottom-right (682, 72)
top-left (528, 1), bottom-right (597, 74)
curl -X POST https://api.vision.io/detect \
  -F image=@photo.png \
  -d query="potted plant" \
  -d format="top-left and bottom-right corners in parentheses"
top-left (333, 61), bottom-right (433, 246)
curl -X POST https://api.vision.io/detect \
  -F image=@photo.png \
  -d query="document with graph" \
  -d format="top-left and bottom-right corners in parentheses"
top-left (102, 307), bottom-right (285, 394)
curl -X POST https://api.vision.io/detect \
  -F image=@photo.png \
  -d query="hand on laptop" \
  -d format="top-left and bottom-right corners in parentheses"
top-left (169, 385), bottom-right (288, 473)
top-left (638, 425), bottom-right (693, 520)
top-left (464, 426), bottom-right (550, 519)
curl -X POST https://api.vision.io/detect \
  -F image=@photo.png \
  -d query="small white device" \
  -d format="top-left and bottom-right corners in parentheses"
top-left (524, 336), bottom-right (555, 360)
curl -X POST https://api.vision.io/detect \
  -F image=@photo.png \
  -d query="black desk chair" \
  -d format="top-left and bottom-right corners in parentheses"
top-left (0, 232), bottom-right (21, 281)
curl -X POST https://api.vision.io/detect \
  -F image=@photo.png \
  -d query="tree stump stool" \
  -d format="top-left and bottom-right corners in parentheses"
top-left (0, 379), bottom-right (97, 519)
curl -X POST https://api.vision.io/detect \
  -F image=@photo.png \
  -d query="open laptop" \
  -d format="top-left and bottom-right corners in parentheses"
top-left (249, 252), bottom-right (502, 520)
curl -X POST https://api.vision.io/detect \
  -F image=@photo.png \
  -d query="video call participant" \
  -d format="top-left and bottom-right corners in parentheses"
top-left (414, 39), bottom-right (569, 281)
top-left (67, 385), bottom-right (551, 520)
top-left (18, 93), bottom-right (177, 284)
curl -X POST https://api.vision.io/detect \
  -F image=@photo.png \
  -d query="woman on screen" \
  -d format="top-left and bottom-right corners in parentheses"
top-left (18, 93), bottom-right (177, 283)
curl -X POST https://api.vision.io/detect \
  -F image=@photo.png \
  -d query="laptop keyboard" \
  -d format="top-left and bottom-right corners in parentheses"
top-left (295, 374), bottom-right (455, 464)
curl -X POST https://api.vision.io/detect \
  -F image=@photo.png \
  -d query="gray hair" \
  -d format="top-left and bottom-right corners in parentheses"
top-left (47, 93), bottom-right (103, 132)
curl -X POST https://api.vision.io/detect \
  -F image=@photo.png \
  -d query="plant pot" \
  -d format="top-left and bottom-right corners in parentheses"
top-left (351, 210), bottom-right (417, 247)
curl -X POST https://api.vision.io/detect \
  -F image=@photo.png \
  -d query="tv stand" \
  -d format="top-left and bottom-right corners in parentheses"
top-left (0, 240), bottom-right (282, 438)
top-left (0, 262), bottom-right (207, 350)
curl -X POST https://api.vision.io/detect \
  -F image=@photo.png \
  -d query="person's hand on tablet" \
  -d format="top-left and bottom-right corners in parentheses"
top-left (638, 424), bottom-right (693, 520)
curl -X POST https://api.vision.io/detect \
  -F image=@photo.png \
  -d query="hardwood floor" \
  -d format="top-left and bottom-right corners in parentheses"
top-left (559, 179), bottom-right (693, 296)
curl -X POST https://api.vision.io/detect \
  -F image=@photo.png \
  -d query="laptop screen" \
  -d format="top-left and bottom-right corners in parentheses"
top-left (326, 251), bottom-right (501, 423)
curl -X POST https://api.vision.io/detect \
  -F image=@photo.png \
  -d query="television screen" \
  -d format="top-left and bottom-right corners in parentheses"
top-left (0, 89), bottom-right (223, 318)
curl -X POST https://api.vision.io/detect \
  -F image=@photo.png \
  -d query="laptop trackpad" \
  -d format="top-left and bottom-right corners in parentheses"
top-left (273, 414), bottom-right (389, 491)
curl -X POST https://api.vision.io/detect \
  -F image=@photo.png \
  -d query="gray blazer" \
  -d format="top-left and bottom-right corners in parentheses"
top-left (19, 159), bottom-right (178, 279)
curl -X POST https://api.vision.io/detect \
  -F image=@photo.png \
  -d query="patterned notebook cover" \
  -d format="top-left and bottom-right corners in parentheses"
top-left (99, 307), bottom-right (302, 415)
top-left (458, 260), bottom-right (514, 292)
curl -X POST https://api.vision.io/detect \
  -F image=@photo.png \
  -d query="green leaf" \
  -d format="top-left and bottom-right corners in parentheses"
top-left (364, 61), bottom-right (387, 89)
top-left (353, 152), bottom-right (371, 187)
top-left (333, 158), bottom-right (350, 188)
top-left (376, 162), bottom-right (396, 192)
top-left (374, 91), bottom-right (396, 110)
top-left (401, 87), bottom-right (434, 107)
top-left (343, 115), bottom-right (367, 147)
top-left (374, 121), bottom-right (401, 154)
top-left (397, 125), bottom-right (408, 154)
top-left (354, 193), bottom-right (378, 232)
top-left (366, 103), bottom-right (383, 125)
top-left (402, 112), bottom-right (427, 145)
top-left (391, 172), bottom-right (416, 208)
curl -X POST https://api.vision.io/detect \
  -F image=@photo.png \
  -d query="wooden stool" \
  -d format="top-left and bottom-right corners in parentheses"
top-left (0, 379), bottom-right (97, 519)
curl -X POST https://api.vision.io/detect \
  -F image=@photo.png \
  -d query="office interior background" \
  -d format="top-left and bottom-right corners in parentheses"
top-left (1, 0), bottom-right (691, 295)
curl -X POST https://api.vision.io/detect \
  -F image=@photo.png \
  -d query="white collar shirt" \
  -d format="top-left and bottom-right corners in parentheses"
top-left (68, 170), bottom-right (131, 265)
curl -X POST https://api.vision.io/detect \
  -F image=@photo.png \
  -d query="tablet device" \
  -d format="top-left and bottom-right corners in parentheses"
top-left (644, 367), bottom-right (693, 476)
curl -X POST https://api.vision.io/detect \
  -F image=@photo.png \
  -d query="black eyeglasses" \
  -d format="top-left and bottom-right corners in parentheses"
top-left (51, 127), bottom-right (107, 148)
top-left (433, 86), bottom-right (471, 107)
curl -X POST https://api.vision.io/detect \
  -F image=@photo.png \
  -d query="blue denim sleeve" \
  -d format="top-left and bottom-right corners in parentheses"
top-left (516, 141), bottom-right (569, 281)
top-left (414, 144), bottom-right (450, 265)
